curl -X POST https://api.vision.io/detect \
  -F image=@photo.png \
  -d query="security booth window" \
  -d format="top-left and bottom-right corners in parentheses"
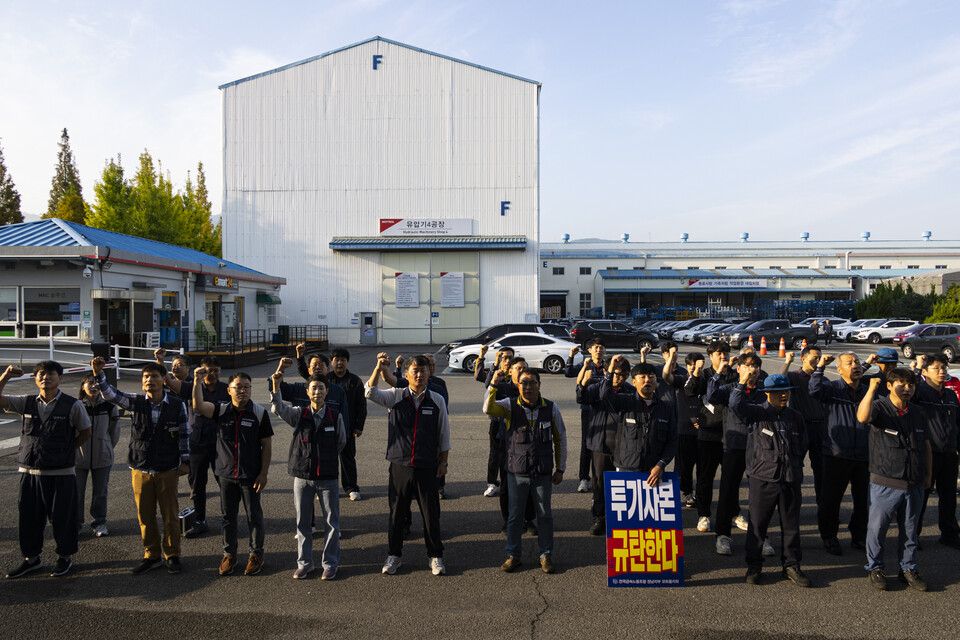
top-left (22, 287), bottom-right (81, 338)
top-left (0, 287), bottom-right (17, 337)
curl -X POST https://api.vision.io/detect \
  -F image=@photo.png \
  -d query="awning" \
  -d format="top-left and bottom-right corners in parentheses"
top-left (330, 236), bottom-right (527, 251)
top-left (90, 288), bottom-right (155, 301)
top-left (257, 293), bottom-right (282, 305)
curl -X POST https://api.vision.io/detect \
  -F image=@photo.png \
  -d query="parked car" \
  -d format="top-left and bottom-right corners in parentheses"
top-left (674, 322), bottom-right (728, 343)
top-left (447, 332), bottom-right (583, 374)
top-left (834, 319), bottom-right (879, 342)
top-left (899, 324), bottom-right (960, 362)
top-left (446, 323), bottom-right (570, 352)
top-left (723, 319), bottom-right (817, 350)
top-left (849, 319), bottom-right (920, 344)
top-left (659, 318), bottom-right (721, 340)
top-left (892, 324), bottom-right (930, 345)
top-left (569, 320), bottom-right (659, 352)
top-left (795, 316), bottom-right (851, 329)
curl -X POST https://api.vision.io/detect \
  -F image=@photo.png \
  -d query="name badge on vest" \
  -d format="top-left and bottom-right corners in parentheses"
top-left (761, 428), bottom-right (775, 437)
top-left (626, 418), bottom-right (637, 424)
top-left (324, 426), bottom-right (335, 432)
top-left (884, 429), bottom-right (898, 436)
top-left (539, 422), bottom-right (550, 430)
top-left (421, 408), bottom-right (434, 415)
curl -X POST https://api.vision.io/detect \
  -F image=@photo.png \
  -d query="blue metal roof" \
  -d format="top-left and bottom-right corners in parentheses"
top-left (219, 36), bottom-right (540, 90)
top-left (330, 236), bottom-right (527, 251)
top-left (0, 219), bottom-right (267, 276)
top-left (596, 267), bottom-right (933, 280)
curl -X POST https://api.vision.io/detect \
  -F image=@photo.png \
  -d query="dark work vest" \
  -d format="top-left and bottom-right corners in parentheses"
top-left (869, 405), bottom-right (926, 486)
top-left (186, 381), bottom-right (230, 446)
top-left (506, 398), bottom-right (556, 477)
top-left (386, 391), bottom-right (442, 468)
top-left (744, 406), bottom-right (807, 484)
top-left (288, 404), bottom-right (340, 480)
top-left (18, 394), bottom-right (78, 470)
top-left (127, 394), bottom-right (185, 472)
top-left (213, 402), bottom-right (267, 480)
top-left (613, 398), bottom-right (673, 472)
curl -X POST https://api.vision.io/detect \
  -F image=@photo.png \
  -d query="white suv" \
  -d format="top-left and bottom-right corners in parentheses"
top-left (835, 319), bottom-right (879, 342)
top-left (850, 319), bottom-right (920, 344)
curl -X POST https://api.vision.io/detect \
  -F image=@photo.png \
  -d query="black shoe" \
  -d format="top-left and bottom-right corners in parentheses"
top-left (589, 519), bottom-right (605, 536)
top-left (744, 566), bottom-right (762, 585)
top-left (684, 494), bottom-right (697, 509)
top-left (5, 557), bottom-right (41, 579)
top-left (823, 537), bottom-right (842, 556)
top-left (939, 536), bottom-right (960, 550)
top-left (50, 557), bottom-right (73, 577)
top-left (131, 558), bottom-right (164, 575)
top-left (525, 521), bottom-right (539, 536)
top-left (438, 488), bottom-right (446, 500)
top-left (167, 557), bottom-right (182, 574)
top-left (184, 521), bottom-right (208, 539)
top-left (850, 539), bottom-right (866, 551)
top-left (782, 566), bottom-right (811, 588)
top-left (898, 569), bottom-right (927, 592)
top-left (868, 568), bottom-right (887, 591)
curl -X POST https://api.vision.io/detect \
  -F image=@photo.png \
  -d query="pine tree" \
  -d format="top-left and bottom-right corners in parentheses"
top-left (44, 128), bottom-right (84, 218)
top-left (0, 142), bottom-right (23, 225)
top-left (87, 156), bottom-right (132, 233)
top-left (181, 162), bottom-right (221, 256)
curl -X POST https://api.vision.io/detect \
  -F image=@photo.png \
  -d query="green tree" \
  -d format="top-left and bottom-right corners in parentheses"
top-left (86, 156), bottom-right (133, 233)
top-left (128, 151), bottom-right (183, 244)
top-left (86, 150), bottom-right (221, 256)
top-left (54, 188), bottom-right (87, 224)
top-left (44, 128), bottom-right (84, 218)
top-left (181, 162), bottom-right (221, 256)
top-left (926, 284), bottom-right (960, 323)
top-left (0, 142), bottom-right (23, 225)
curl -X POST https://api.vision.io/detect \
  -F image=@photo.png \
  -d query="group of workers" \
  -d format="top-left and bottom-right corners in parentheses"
top-left (0, 334), bottom-right (956, 592)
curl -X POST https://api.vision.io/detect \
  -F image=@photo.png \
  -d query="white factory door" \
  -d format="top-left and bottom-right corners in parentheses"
top-left (380, 252), bottom-right (480, 345)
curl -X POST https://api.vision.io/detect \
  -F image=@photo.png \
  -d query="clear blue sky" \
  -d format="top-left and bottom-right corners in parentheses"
top-left (2, 0), bottom-right (958, 242)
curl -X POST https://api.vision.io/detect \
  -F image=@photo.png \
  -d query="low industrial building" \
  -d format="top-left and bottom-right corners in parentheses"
top-left (540, 232), bottom-right (960, 318)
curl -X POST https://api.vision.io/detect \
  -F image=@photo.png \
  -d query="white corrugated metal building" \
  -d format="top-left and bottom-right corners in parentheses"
top-left (220, 37), bottom-right (540, 345)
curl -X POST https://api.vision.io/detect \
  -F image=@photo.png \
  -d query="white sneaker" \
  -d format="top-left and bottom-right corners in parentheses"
top-left (349, 491), bottom-right (362, 501)
top-left (94, 524), bottom-right (109, 537)
top-left (483, 483), bottom-right (499, 497)
top-left (716, 535), bottom-right (732, 556)
top-left (697, 517), bottom-right (711, 533)
top-left (577, 479), bottom-right (590, 493)
top-left (381, 555), bottom-right (402, 575)
top-left (762, 538), bottom-right (775, 557)
top-left (733, 514), bottom-right (749, 531)
top-left (430, 557), bottom-right (446, 576)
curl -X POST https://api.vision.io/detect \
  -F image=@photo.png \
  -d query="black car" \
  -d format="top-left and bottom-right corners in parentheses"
top-left (569, 320), bottom-right (658, 352)
top-left (722, 319), bottom-right (818, 350)
top-left (658, 318), bottom-right (726, 340)
top-left (900, 323), bottom-right (960, 362)
top-left (446, 323), bottom-right (570, 352)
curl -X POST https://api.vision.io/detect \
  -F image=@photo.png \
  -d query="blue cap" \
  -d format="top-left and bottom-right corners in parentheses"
top-left (876, 348), bottom-right (899, 363)
top-left (761, 374), bottom-right (793, 391)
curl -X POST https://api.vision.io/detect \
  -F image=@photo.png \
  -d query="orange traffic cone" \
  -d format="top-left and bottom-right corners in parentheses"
top-left (748, 335), bottom-right (755, 349)
top-left (778, 337), bottom-right (786, 358)
top-left (760, 336), bottom-right (767, 355)
top-left (801, 338), bottom-right (808, 349)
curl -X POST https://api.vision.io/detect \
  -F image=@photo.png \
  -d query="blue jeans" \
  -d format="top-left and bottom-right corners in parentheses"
top-left (76, 466), bottom-right (111, 527)
top-left (506, 473), bottom-right (554, 559)
top-left (865, 483), bottom-right (924, 572)
top-left (294, 477), bottom-right (340, 570)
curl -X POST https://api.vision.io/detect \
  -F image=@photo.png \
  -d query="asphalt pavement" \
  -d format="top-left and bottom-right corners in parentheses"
top-left (1, 343), bottom-right (959, 639)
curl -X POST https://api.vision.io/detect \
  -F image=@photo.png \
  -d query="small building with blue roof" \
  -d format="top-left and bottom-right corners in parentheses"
top-left (0, 218), bottom-right (285, 349)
